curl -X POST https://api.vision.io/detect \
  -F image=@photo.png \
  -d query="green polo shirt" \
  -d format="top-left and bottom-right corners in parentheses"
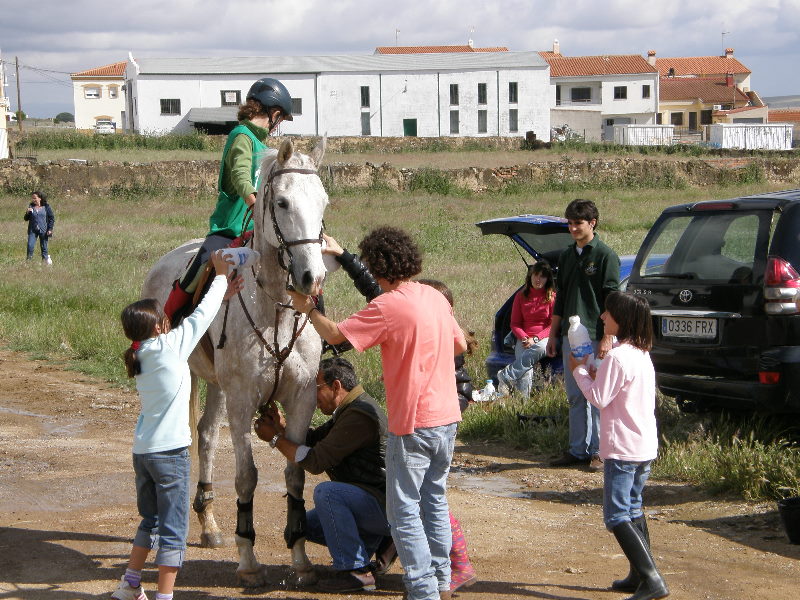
top-left (552, 234), bottom-right (620, 340)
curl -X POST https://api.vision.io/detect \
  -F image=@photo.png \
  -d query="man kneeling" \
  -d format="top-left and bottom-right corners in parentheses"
top-left (254, 357), bottom-right (393, 592)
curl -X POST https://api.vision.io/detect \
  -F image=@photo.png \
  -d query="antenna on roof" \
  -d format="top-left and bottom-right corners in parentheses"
top-left (468, 26), bottom-right (475, 48)
top-left (395, 28), bottom-right (400, 46)
top-left (721, 29), bottom-right (730, 56)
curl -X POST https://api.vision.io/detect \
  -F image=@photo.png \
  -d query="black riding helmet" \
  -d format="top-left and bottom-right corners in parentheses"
top-left (247, 77), bottom-right (294, 122)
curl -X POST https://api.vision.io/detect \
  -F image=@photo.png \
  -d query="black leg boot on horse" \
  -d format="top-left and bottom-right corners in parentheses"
top-left (612, 514), bottom-right (650, 592)
top-left (612, 521), bottom-right (669, 600)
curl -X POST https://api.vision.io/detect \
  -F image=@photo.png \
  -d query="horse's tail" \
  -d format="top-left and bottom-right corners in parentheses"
top-left (190, 372), bottom-right (201, 460)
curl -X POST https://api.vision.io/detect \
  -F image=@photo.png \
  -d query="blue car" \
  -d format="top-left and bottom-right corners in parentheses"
top-left (476, 215), bottom-right (635, 384)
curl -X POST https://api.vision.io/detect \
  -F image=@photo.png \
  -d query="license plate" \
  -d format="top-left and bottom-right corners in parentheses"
top-left (661, 316), bottom-right (717, 339)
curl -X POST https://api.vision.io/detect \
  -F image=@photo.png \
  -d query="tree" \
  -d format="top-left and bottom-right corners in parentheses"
top-left (15, 110), bottom-right (26, 122)
top-left (54, 112), bottom-right (74, 123)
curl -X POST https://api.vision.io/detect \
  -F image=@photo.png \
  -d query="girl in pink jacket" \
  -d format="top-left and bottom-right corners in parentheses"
top-left (570, 292), bottom-right (669, 600)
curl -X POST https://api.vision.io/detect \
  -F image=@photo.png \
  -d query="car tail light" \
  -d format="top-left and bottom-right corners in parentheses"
top-left (758, 371), bottom-right (780, 385)
top-left (692, 201), bottom-right (736, 211)
top-left (764, 256), bottom-right (800, 315)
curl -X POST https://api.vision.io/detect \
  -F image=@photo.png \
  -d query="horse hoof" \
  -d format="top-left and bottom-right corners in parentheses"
top-left (236, 566), bottom-right (269, 588)
top-left (200, 532), bottom-right (226, 548)
top-left (290, 568), bottom-right (318, 587)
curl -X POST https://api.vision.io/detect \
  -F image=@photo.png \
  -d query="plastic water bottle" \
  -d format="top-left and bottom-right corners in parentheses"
top-left (567, 315), bottom-right (594, 363)
top-left (483, 379), bottom-right (496, 401)
top-left (321, 237), bottom-right (341, 273)
top-left (221, 247), bottom-right (261, 269)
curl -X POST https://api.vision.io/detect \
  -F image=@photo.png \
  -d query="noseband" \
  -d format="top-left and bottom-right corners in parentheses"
top-left (263, 166), bottom-right (323, 273)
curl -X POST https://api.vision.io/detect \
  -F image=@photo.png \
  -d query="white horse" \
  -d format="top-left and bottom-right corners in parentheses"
top-left (142, 138), bottom-right (328, 587)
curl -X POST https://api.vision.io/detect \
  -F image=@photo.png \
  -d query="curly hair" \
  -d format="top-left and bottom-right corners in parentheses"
top-left (237, 98), bottom-right (268, 122)
top-left (358, 227), bottom-right (422, 283)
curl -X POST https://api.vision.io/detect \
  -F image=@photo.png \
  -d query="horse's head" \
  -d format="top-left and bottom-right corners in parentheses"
top-left (255, 136), bottom-right (329, 296)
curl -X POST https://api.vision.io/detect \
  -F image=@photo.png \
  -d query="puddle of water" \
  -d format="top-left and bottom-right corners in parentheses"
top-left (0, 403), bottom-right (86, 437)
top-left (0, 405), bottom-right (48, 418)
top-left (449, 471), bottom-right (529, 499)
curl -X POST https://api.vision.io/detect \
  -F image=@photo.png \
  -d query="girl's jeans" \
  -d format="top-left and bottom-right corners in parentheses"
top-left (501, 337), bottom-right (548, 396)
top-left (132, 446), bottom-right (190, 567)
top-left (603, 458), bottom-right (652, 530)
top-left (27, 231), bottom-right (49, 260)
top-left (386, 423), bottom-right (457, 600)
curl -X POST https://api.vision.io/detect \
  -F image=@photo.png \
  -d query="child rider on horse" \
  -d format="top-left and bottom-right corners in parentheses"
top-left (163, 77), bottom-right (294, 323)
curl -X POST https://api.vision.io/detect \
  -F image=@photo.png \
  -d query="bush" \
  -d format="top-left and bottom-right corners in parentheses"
top-left (54, 112), bottom-right (74, 124)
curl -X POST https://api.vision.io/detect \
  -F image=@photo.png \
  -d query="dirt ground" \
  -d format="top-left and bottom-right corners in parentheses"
top-left (1, 349), bottom-right (798, 600)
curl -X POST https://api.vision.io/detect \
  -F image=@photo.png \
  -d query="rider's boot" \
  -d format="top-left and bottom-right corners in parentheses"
top-left (164, 280), bottom-right (192, 326)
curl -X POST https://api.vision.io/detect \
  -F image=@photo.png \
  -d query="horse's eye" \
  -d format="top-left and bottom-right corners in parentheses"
top-left (276, 198), bottom-right (288, 209)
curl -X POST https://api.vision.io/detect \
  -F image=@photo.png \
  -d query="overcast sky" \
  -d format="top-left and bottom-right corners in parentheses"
top-left (1, 0), bottom-right (798, 118)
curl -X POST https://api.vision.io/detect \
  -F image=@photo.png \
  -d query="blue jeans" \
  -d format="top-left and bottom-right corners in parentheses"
top-left (27, 231), bottom-right (49, 260)
top-left (603, 458), bottom-right (652, 530)
top-left (386, 423), bottom-right (457, 600)
top-left (501, 337), bottom-right (548, 397)
top-left (305, 481), bottom-right (390, 571)
top-left (132, 447), bottom-right (190, 568)
top-left (562, 335), bottom-right (600, 460)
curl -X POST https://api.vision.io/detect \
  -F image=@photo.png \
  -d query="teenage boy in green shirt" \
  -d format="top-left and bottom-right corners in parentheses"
top-left (546, 199), bottom-right (620, 470)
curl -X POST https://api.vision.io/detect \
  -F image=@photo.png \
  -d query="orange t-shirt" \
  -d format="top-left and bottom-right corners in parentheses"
top-left (338, 281), bottom-right (464, 435)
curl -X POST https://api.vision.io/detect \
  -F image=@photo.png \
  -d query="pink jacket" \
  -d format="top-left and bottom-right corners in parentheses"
top-left (510, 288), bottom-right (553, 341)
top-left (573, 343), bottom-right (658, 462)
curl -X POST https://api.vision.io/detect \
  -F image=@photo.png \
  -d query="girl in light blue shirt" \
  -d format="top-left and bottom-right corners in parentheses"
top-left (111, 251), bottom-right (240, 600)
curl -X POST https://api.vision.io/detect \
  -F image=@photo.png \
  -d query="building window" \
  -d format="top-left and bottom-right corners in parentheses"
top-left (220, 90), bottom-right (241, 106)
top-left (701, 109), bottom-right (713, 125)
top-left (509, 109), bottom-right (518, 132)
top-left (361, 112), bottom-right (371, 135)
top-left (614, 86), bottom-right (628, 100)
top-left (571, 87), bottom-right (591, 102)
top-left (160, 99), bottom-right (181, 115)
top-left (108, 86), bottom-right (119, 99)
top-left (670, 112), bottom-right (684, 126)
top-left (642, 85), bottom-right (651, 99)
top-left (450, 110), bottom-right (459, 134)
top-left (478, 110), bottom-right (487, 133)
top-left (656, 113), bottom-right (663, 124)
top-left (450, 84), bottom-right (459, 106)
top-left (360, 86), bottom-right (370, 108)
top-left (556, 85), bottom-right (561, 106)
top-left (509, 81), bottom-right (518, 103)
top-left (291, 98), bottom-right (302, 115)
top-left (478, 83), bottom-right (487, 105)
top-left (84, 87), bottom-right (101, 99)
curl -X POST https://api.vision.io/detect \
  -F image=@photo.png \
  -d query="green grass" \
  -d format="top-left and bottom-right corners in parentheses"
top-left (2, 171), bottom-right (797, 501)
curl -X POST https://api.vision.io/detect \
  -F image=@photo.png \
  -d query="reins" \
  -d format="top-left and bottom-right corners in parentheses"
top-left (221, 163), bottom-right (322, 416)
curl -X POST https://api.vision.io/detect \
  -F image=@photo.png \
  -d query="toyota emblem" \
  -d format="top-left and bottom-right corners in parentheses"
top-left (678, 289), bottom-right (693, 303)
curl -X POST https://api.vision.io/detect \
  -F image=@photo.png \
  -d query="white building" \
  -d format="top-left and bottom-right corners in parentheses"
top-left (539, 41), bottom-right (659, 141)
top-left (124, 52), bottom-right (550, 139)
top-left (70, 61), bottom-right (127, 131)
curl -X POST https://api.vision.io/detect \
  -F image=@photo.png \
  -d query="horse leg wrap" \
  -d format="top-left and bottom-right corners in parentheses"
top-left (284, 494), bottom-right (307, 549)
top-left (192, 482), bottom-right (214, 514)
top-left (236, 499), bottom-right (256, 545)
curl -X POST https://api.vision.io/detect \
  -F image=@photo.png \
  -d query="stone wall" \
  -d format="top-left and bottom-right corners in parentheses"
top-left (1, 155), bottom-right (799, 197)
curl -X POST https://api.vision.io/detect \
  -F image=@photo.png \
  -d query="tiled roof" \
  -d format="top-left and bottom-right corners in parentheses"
top-left (71, 61), bottom-right (127, 78)
top-left (769, 109), bottom-right (800, 123)
top-left (659, 77), bottom-right (750, 104)
top-left (538, 53), bottom-right (657, 77)
top-left (375, 45), bottom-right (508, 54)
top-left (654, 56), bottom-right (750, 77)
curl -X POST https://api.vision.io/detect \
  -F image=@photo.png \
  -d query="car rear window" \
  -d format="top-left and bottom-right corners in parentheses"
top-left (636, 210), bottom-right (773, 283)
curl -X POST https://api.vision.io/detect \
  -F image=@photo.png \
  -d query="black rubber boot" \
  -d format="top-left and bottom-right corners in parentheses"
top-left (611, 515), bottom-right (650, 592)
top-left (612, 521), bottom-right (669, 600)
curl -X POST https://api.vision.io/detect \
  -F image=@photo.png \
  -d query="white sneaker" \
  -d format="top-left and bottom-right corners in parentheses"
top-left (44, 256), bottom-right (53, 265)
top-left (496, 370), bottom-right (511, 397)
top-left (110, 576), bottom-right (148, 600)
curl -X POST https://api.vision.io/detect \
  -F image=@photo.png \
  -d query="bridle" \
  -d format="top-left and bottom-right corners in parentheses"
top-left (230, 161), bottom-right (325, 416)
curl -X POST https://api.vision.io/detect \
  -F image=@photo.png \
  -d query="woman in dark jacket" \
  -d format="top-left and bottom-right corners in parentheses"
top-left (24, 191), bottom-right (55, 264)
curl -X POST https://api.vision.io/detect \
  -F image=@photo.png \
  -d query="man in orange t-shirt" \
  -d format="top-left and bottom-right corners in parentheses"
top-left (289, 227), bottom-right (466, 600)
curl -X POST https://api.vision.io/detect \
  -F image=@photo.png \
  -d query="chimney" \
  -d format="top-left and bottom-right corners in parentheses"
top-left (553, 39), bottom-right (560, 55)
top-left (647, 49), bottom-right (656, 66)
top-left (468, 38), bottom-right (474, 49)
top-left (724, 47), bottom-right (734, 58)
top-left (726, 72), bottom-right (734, 87)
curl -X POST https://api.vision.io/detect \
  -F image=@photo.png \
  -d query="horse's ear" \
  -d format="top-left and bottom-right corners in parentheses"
top-left (310, 134), bottom-right (327, 169)
top-left (277, 139), bottom-right (294, 164)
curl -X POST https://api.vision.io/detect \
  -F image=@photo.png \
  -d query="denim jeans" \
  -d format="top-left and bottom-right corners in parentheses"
top-left (603, 458), bottom-right (652, 530)
top-left (132, 447), bottom-right (190, 568)
top-left (27, 231), bottom-right (49, 260)
top-left (305, 481), bottom-right (390, 571)
top-left (562, 335), bottom-right (600, 460)
top-left (386, 423), bottom-right (457, 600)
top-left (501, 337), bottom-right (548, 397)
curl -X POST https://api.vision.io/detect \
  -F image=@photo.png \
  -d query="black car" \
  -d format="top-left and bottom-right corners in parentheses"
top-left (626, 189), bottom-right (800, 413)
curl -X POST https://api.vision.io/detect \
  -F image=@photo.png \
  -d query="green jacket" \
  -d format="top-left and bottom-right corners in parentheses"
top-left (552, 234), bottom-right (620, 340)
top-left (206, 120), bottom-right (270, 238)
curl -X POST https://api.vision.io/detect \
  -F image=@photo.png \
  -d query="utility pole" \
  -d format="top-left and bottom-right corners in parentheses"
top-left (15, 56), bottom-right (22, 133)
